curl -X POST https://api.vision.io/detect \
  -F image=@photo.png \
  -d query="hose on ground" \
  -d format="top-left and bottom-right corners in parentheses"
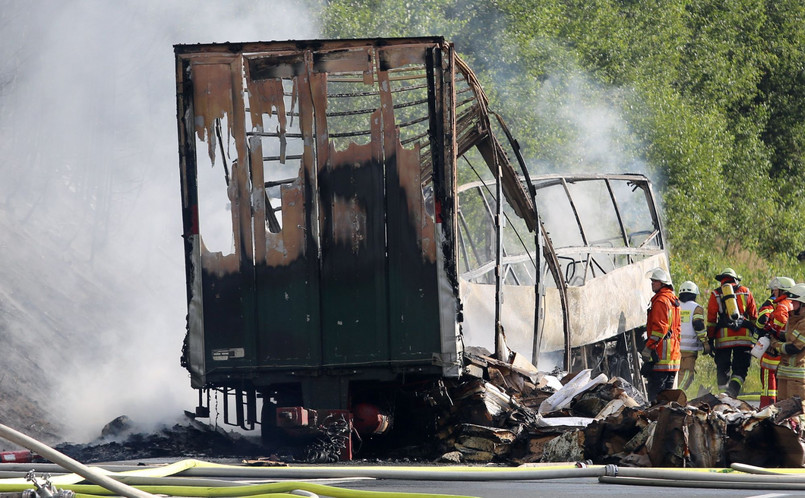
top-left (6, 481), bottom-right (474, 498)
top-left (0, 460), bottom-right (608, 482)
top-left (731, 462), bottom-right (805, 475)
top-left (599, 464), bottom-right (805, 490)
top-left (607, 465), bottom-right (805, 482)
top-left (599, 475), bottom-right (805, 490)
top-left (0, 423), bottom-right (154, 498)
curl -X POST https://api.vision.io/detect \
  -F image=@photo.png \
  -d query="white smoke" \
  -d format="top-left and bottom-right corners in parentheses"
top-left (0, 1), bottom-right (319, 443)
top-left (522, 70), bottom-right (651, 178)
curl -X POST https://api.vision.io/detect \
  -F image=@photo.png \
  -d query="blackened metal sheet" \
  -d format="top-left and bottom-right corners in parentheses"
top-left (312, 48), bottom-right (372, 74)
top-left (248, 53), bottom-right (306, 80)
top-left (378, 45), bottom-right (428, 71)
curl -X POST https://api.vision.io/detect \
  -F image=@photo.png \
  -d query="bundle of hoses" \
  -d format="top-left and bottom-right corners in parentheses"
top-left (4, 422), bottom-right (805, 495)
top-left (0, 422), bottom-right (473, 498)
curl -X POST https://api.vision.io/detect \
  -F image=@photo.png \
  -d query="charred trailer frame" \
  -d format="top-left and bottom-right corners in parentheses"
top-left (174, 38), bottom-right (534, 449)
top-left (457, 173), bottom-right (669, 397)
top-left (174, 37), bottom-right (668, 455)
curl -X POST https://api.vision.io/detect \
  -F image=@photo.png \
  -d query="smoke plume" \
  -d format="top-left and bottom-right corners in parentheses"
top-left (0, 0), bottom-right (318, 443)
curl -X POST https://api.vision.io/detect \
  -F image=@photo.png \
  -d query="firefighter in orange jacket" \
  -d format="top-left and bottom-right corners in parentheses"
top-left (706, 267), bottom-right (758, 398)
top-left (641, 268), bottom-right (682, 402)
top-left (756, 276), bottom-right (795, 408)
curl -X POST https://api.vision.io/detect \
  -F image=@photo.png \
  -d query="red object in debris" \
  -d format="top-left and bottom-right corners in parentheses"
top-left (0, 450), bottom-right (35, 463)
top-left (276, 407), bottom-right (354, 461)
top-left (352, 403), bottom-right (390, 436)
top-left (276, 406), bottom-right (309, 428)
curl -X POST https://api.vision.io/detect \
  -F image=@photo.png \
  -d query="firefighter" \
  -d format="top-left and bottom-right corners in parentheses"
top-left (755, 276), bottom-right (795, 408)
top-left (677, 281), bottom-right (709, 390)
top-left (641, 268), bottom-right (682, 402)
top-left (706, 267), bottom-right (758, 398)
top-left (770, 283), bottom-right (805, 402)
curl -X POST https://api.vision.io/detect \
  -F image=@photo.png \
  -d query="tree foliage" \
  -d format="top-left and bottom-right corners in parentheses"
top-left (319, 0), bottom-right (805, 289)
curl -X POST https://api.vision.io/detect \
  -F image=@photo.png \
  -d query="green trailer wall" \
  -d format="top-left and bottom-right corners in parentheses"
top-left (175, 39), bottom-right (463, 395)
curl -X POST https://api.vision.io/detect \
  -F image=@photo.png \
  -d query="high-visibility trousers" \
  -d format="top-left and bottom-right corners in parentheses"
top-left (759, 352), bottom-right (780, 408)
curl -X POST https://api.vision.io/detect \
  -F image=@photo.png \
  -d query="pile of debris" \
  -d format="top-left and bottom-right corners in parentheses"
top-left (23, 348), bottom-right (805, 468)
top-left (428, 347), bottom-right (805, 468)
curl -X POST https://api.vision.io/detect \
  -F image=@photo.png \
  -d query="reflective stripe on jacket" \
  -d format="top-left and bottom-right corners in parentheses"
top-left (776, 313), bottom-right (805, 380)
top-left (646, 286), bottom-right (681, 372)
top-left (757, 298), bottom-right (774, 328)
top-left (763, 296), bottom-right (792, 340)
top-left (759, 352), bottom-right (781, 372)
top-left (706, 284), bottom-right (758, 348)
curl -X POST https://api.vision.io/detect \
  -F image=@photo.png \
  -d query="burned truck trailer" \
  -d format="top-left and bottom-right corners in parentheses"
top-left (174, 38), bottom-right (668, 448)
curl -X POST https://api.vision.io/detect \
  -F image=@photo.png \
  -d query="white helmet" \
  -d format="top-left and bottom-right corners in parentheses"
top-left (678, 281), bottom-right (699, 295)
top-left (786, 283), bottom-right (805, 304)
top-left (769, 276), bottom-right (796, 291)
top-left (646, 267), bottom-right (672, 286)
top-left (715, 267), bottom-right (742, 282)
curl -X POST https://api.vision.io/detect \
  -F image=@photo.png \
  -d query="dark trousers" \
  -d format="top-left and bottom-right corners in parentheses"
top-left (714, 346), bottom-right (752, 386)
top-left (646, 370), bottom-right (676, 402)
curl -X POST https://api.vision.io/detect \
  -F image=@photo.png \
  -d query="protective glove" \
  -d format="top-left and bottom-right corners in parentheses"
top-left (701, 340), bottom-right (712, 356)
top-left (640, 346), bottom-right (653, 362)
top-left (770, 338), bottom-right (783, 352)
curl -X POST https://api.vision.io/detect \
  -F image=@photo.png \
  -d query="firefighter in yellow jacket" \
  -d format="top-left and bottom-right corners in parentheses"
top-left (641, 268), bottom-right (682, 402)
top-left (771, 283), bottom-right (805, 402)
top-left (706, 267), bottom-right (758, 398)
top-left (677, 281), bottom-right (709, 390)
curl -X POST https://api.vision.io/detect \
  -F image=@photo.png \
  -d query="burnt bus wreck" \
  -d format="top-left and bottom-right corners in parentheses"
top-left (174, 37), bottom-right (668, 457)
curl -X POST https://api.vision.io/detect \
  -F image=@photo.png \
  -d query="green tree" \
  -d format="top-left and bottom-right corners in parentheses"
top-left (318, 0), bottom-right (805, 277)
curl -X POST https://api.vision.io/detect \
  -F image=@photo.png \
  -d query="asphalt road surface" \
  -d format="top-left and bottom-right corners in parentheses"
top-left (311, 476), bottom-right (804, 497)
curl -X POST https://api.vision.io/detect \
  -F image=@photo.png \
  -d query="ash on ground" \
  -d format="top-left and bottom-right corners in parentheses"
top-left (54, 416), bottom-right (265, 463)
